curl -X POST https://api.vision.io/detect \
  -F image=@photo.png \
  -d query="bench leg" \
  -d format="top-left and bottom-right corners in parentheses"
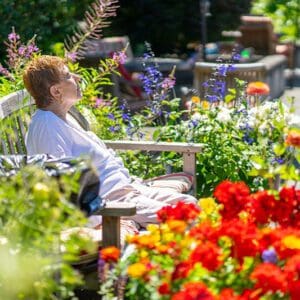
top-left (183, 152), bottom-right (197, 196)
top-left (102, 216), bottom-right (121, 248)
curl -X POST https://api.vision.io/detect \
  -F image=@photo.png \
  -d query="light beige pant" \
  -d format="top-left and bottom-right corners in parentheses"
top-left (105, 182), bottom-right (198, 228)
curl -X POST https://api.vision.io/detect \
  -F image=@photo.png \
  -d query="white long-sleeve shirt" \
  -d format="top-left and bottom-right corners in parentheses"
top-left (25, 109), bottom-right (131, 198)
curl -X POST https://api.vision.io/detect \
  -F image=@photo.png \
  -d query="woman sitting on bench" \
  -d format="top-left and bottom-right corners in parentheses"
top-left (23, 55), bottom-right (197, 228)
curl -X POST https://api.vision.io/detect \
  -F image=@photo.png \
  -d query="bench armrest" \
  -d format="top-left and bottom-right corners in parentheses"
top-left (104, 140), bottom-right (203, 196)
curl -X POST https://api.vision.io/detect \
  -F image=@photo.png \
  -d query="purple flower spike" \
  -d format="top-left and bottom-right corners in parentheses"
top-left (262, 248), bottom-right (278, 264)
top-left (18, 46), bottom-right (26, 56)
top-left (8, 32), bottom-right (20, 42)
top-left (0, 64), bottom-right (10, 77)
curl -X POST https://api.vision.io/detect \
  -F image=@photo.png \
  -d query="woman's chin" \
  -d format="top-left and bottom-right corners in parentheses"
top-left (77, 91), bottom-right (82, 99)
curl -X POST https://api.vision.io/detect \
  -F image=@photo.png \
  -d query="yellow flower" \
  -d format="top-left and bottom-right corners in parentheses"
top-left (201, 100), bottom-right (210, 109)
top-left (127, 263), bottom-right (147, 278)
top-left (282, 235), bottom-right (300, 249)
top-left (198, 197), bottom-right (217, 214)
top-left (139, 249), bottom-right (149, 259)
top-left (191, 96), bottom-right (200, 104)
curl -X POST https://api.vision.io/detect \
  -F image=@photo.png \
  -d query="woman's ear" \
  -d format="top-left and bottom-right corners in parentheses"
top-left (49, 85), bottom-right (61, 100)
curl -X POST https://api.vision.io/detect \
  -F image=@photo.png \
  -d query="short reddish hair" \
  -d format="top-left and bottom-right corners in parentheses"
top-left (23, 55), bottom-right (66, 108)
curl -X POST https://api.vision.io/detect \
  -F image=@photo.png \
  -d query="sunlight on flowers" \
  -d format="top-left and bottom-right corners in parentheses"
top-left (282, 235), bottom-right (300, 250)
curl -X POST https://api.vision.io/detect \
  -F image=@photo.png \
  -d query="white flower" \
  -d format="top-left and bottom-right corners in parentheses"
top-left (258, 121), bottom-right (268, 134)
top-left (216, 107), bottom-right (231, 123)
top-left (288, 114), bottom-right (300, 127)
top-left (191, 112), bottom-right (201, 121)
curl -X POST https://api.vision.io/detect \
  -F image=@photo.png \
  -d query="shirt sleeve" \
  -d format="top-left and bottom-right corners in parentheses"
top-left (35, 128), bottom-right (73, 157)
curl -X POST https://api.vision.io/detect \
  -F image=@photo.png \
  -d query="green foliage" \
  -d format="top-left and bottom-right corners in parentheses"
top-left (0, 166), bottom-right (95, 299)
top-left (0, 0), bottom-right (94, 58)
top-left (251, 0), bottom-right (300, 41)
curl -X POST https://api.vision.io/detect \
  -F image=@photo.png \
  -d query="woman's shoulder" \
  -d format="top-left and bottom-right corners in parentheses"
top-left (32, 110), bottom-right (64, 126)
top-left (29, 109), bottom-right (70, 134)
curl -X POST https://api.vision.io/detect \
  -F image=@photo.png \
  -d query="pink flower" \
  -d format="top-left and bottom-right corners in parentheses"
top-left (112, 51), bottom-right (127, 64)
top-left (66, 52), bottom-right (78, 62)
top-left (8, 32), bottom-right (20, 42)
top-left (161, 77), bottom-right (175, 90)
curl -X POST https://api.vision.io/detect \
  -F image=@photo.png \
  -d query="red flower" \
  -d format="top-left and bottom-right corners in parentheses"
top-left (172, 261), bottom-right (193, 280)
top-left (213, 180), bottom-right (250, 219)
top-left (284, 254), bottom-right (300, 281)
top-left (250, 263), bottom-right (288, 294)
top-left (157, 201), bottom-right (200, 223)
top-left (286, 129), bottom-right (300, 148)
top-left (289, 280), bottom-right (300, 300)
top-left (218, 288), bottom-right (256, 300)
top-left (218, 219), bottom-right (261, 262)
top-left (100, 246), bottom-right (120, 263)
top-left (158, 282), bottom-right (171, 295)
top-left (248, 190), bottom-right (276, 224)
top-left (273, 187), bottom-right (296, 226)
top-left (171, 282), bottom-right (214, 300)
top-left (189, 221), bottom-right (218, 243)
top-left (218, 288), bottom-right (237, 300)
top-left (190, 241), bottom-right (222, 271)
top-left (246, 81), bottom-right (270, 95)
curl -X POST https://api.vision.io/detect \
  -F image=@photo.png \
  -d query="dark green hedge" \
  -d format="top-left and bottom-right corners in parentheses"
top-left (0, 0), bottom-right (93, 57)
top-left (105, 0), bottom-right (252, 56)
top-left (0, 0), bottom-right (252, 58)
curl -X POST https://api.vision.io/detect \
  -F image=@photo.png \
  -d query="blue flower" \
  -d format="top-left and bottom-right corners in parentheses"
top-left (107, 113), bottom-right (115, 120)
top-left (216, 64), bottom-right (229, 77)
top-left (262, 248), bottom-right (277, 264)
top-left (206, 95), bottom-right (219, 102)
top-left (109, 125), bottom-right (120, 132)
top-left (122, 113), bottom-right (131, 121)
top-left (232, 53), bottom-right (241, 62)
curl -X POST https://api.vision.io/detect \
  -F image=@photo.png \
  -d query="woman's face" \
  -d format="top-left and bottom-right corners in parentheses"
top-left (56, 66), bottom-right (82, 106)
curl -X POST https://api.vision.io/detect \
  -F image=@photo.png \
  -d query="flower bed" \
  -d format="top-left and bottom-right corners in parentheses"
top-left (101, 180), bottom-right (300, 299)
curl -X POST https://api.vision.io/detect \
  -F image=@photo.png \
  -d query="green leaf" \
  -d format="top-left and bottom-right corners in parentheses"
top-left (273, 143), bottom-right (286, 156)
top-left (225, 94), bottom-right (235, 103)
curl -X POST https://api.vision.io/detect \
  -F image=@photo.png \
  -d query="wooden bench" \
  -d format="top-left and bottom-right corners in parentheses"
top-left (194, 54), bottom-right (287, 99)
top-left (0, 90), bottom-right (203, 248)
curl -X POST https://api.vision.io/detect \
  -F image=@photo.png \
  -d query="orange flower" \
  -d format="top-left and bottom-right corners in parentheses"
top-left (285, 129), bottom-right (300, 148)
top-left (132, 234), bottom-right (158, 249)
top-left (246, 81), bottom-right (270, 96)
top-left (100, 246), bottom-right (120, 263)
top-left (167, 220), bottom-right (187, 233)
top-left (191, 96), bottom-right (201, 104)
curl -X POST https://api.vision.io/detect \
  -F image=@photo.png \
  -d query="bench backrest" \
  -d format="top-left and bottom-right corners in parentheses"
top-left (193, 61), bottom-right (266, 98)
top-left (0, 90), bottom-right (89, 155)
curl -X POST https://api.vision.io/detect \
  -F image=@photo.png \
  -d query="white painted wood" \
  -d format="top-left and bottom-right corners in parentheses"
top-left (104, 140), bottom-right (203, 153)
